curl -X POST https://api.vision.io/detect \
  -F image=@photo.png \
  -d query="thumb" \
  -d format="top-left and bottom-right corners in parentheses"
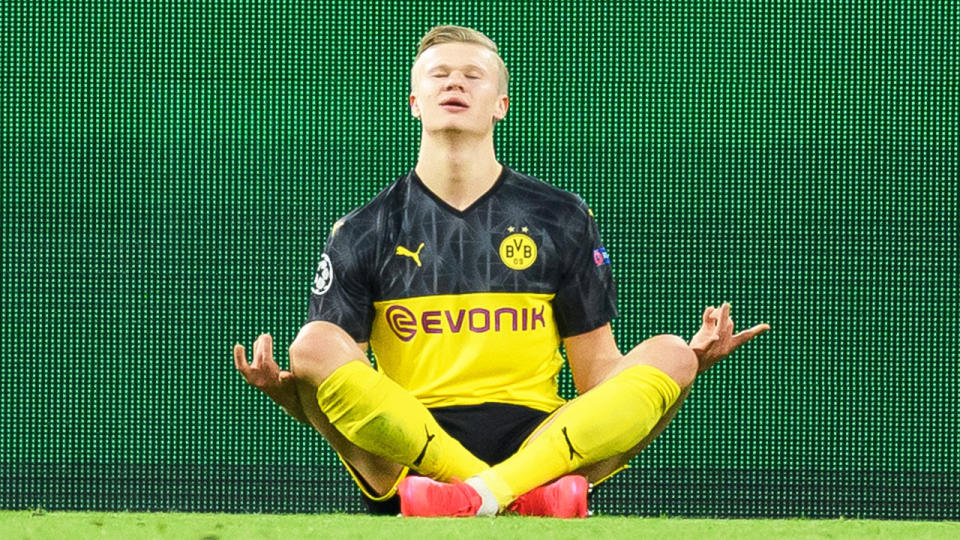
top-left (733, 323), bottom-right (771, 346)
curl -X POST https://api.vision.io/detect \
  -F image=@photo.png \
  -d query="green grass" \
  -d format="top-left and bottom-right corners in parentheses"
top-left (3, 511), bottom-right (959, 540)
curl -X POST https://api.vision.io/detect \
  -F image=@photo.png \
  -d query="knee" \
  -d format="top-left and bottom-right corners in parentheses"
top-left (639, 334), bottom-right (697, 388)
top-left (289, 321), bottom-right (365, 384)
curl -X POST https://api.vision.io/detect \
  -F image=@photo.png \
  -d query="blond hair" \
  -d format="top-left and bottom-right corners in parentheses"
top-left (412, 25), bottom-right (509, 94)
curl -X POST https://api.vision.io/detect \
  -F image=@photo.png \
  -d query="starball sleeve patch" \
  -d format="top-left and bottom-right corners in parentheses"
top-left (311, 253), bottom-right (334, 295)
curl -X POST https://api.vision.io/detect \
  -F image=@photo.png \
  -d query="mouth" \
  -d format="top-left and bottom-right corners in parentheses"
top-left (440, 97), bottom-right (469, 111)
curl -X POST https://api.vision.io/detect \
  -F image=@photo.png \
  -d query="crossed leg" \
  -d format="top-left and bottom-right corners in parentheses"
top-left (287, 322), bottom-right (697, 508)
top-left (293, 378), bottom-right (404, 497)
top-left (541, 334), bottom-right (695, 484)
top-left (572, 385), bottom-right (692, 484)
top-left (470, 334), bottom-right (698, 504)
top-left (289, 321), bottom-right (488, 498)
top-left (287, 324), bottom-right (404, 497)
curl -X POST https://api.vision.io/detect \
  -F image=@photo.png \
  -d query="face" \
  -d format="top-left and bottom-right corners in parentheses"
top-left (409, 42), bottom-right (509, 135)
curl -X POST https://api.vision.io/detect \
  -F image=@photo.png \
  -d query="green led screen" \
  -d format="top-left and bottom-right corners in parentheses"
top-left (1, 1), bottom-right (957, 519)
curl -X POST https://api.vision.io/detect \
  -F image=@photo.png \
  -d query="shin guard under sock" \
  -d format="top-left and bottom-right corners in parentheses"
top-left (478, 363), bottom-right (682, 506)
top-left (316, 361), bottom-right (488, 482)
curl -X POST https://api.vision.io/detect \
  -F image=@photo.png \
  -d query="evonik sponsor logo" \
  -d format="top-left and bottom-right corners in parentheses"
top-left (384, 304), bottom-right (547, 342)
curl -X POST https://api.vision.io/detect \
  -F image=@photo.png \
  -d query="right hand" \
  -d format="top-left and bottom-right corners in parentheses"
top-left (234, 334), bottom-right (306, 422)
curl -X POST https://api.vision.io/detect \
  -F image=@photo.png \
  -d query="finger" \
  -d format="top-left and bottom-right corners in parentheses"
top-left (733, 323), bottom-right (771, 346)
top-left (718, 302), bottom-right (733, 332)
top-left (263, 334), bottom-right (274, 361)
top-left (702, 306), bottom-right (715, 325)
top-left (256, 334), bottom-right (275, 367)
top-left (279, 370), bottom-right (294, 384)
top-left (252, 334), bottom-right (264, 368)
top-left (233, 343), bottom-right (250, 374)
top-left (703, 320), bottom-right (720, 341)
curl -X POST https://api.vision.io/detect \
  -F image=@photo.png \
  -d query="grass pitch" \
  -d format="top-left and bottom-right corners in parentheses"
top-left (3, 511), bottom-right (959, 539)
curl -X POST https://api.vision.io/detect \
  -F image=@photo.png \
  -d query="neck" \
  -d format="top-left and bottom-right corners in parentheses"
top-left (415, 131), bottom-right (501, 211)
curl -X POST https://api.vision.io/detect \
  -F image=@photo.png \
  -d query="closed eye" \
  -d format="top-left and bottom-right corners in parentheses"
top-left (429, 70), bottom-right (483, 79)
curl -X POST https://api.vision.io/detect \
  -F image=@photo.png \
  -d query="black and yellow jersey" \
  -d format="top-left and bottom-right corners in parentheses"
top-left (307, 164), bottom-right (617, 412)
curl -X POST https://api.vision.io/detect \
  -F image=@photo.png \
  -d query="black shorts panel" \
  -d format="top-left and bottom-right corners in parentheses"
top-left (429, 402), bottom-right (551, 466)
top-left (360, 402), bottom-right (552, 514)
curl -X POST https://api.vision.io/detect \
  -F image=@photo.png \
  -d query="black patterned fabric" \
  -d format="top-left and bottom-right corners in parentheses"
top-left (307, 164), bottom-right (618, 340)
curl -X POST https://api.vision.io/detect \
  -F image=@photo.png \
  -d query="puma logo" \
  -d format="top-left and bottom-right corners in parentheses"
top-left (562, 427), bottom-right (583, 461)
top-left (412, 426), bottom-right (436, 467)
top-left (396, 243), bottom-right (425, 267)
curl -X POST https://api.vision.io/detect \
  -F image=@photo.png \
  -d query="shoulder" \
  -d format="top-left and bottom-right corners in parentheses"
top-left (502, 166), bottom-right (594, 226)
top-left (326, 172), bottom-right (412, 244)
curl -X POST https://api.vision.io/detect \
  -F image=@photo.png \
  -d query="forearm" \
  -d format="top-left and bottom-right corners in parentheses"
top-left (263, 377), bottom-right (311, 426)
top-left (279, 401), bottom-right (311, 426)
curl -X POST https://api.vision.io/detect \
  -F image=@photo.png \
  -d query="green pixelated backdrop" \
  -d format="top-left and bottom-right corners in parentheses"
top-left (1, 1), bottom-right (957, 518)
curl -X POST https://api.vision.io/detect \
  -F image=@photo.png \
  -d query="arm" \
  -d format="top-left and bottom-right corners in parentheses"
top-left (566, 303), bottom-right (770, 394)
top-left (235, 211), bottom-right (376, 423)
top-left (233, 332), bottom-right (367, 425)
top-left (563, 323), bottom-right (623, 394)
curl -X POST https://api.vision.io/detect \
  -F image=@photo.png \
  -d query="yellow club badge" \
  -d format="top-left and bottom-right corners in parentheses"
top-left (499, 228), bottom-right (537, 270)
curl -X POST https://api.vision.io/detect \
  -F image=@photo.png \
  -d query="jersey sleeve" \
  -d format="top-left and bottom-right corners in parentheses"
top-left (552, 201), bottom-right (618, 338)
top-left (306, 215), bottom-right (376, 342)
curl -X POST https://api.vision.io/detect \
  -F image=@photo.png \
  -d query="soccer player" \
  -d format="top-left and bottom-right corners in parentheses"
top-left (233, 25), bottom-right (769, 518)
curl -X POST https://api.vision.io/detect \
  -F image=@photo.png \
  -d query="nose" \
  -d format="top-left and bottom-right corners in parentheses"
top-left (443, 72), bottom-right (467, 91)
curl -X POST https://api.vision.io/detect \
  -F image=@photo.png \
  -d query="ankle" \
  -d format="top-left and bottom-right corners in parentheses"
top-left (472, 469), bottom-right (518, 509)
top-left (464, 476), bottom-right (499, 516)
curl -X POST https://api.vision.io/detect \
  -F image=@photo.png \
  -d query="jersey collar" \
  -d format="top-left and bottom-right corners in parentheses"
top-left (409, 163), bottom-right (511, 218)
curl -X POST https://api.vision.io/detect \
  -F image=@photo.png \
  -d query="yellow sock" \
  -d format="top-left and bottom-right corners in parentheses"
top-left (477, 364), bottom-right (682, 506)
top-left (315, 361), bottom-right (488, 482)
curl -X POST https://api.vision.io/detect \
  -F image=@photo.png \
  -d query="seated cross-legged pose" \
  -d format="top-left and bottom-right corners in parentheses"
top-left (234, 25), bottom-right (769, 518)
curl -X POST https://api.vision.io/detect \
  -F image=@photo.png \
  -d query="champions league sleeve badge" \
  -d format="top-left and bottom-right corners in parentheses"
top-left (593, 247), bottom-right (611, 266)
top-left (311, 253), bottom-right (334, 295)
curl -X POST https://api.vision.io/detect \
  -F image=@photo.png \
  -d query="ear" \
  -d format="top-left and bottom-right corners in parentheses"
top-left (409, 93), bottom-right (421, 119)
top-left (493, 94), bottom-right (510, 121)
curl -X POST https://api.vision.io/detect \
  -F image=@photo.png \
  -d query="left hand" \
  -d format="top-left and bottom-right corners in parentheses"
top-left (689, 303), bottom-right (770, 373)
